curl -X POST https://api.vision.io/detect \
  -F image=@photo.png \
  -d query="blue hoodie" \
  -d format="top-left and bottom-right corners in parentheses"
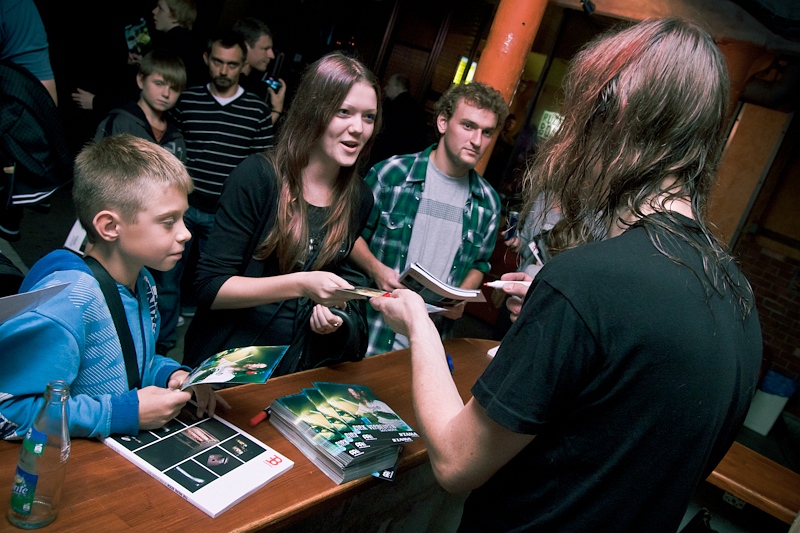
top-left (0, 250), bottom-right (187, 439)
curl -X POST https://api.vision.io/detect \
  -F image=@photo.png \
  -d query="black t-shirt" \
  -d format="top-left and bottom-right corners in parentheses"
top-left (462, 215), bottom-right (762, 533)
top-left (270, 203), bottom-right (347, 346)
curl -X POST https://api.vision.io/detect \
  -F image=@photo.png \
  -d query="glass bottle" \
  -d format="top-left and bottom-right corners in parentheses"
top-left (7, 380), bottom-right (70, 529)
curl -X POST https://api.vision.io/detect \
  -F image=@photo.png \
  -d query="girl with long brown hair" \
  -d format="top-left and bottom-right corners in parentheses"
top-left (183, 51), bottom-right (381, 374)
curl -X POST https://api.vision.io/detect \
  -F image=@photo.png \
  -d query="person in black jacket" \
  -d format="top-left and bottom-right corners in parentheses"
top-left (232, 16), bottom-right (287, 127)
top-left (148, 0), bottom-right (204, 88)
top-left (94, 48), bottom-right (187, 356)
top-left (368, 73), bottom-right (429, 168)
top-left (182, 51), bottom-right (382, 375)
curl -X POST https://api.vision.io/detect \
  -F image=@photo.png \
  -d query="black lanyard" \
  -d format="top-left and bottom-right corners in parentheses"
top-left (83, 256), bottom-right (141, 390)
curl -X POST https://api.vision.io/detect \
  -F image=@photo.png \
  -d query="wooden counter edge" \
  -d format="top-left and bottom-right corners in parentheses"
top-left (706, 441), bottom-right (800, 524)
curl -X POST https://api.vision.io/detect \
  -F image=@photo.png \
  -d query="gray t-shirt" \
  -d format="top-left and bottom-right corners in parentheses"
top-left (406, 160), bottom-right (470, 281)
top-left (395, 160), bottom-right (469, 351)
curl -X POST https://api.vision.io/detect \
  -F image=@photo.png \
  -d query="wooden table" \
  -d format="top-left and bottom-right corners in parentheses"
top-left (0, 339), bottom-right (496, 532)
top-left (707, 441), bottom-right (800, 524)
top-left (3, 337), bottom-right (798, 530)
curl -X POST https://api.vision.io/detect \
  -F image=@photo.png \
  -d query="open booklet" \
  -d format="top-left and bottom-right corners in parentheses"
top-left (181, 345), bottom-right (289, 390)
top-left (398, 262), bottom-right (486, 307)
top-left (103, 402), bottom-right (293, 518)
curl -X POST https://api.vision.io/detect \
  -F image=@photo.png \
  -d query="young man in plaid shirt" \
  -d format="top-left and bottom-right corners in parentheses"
top-left (351, 82), bottom-right (508, 356)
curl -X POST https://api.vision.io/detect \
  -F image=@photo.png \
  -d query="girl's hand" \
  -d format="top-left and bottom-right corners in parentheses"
top-left (300, 271), bottom-right (351, 307)
top-left (309, 304), bottom-right (344, 335)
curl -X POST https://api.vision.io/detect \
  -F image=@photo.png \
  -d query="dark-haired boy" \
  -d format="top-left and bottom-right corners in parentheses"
top-left (0, 134), bottom-right (226, 440)
top-left (95, 48), bottom-right (187, 161)
top-left (95, 48), bottom-right (188, 355)
top-left (169, 30), bottom-right (273, 319)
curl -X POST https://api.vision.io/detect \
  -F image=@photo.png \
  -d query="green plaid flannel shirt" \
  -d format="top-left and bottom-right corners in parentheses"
top-left (361, 146), bottom-right (501, 356)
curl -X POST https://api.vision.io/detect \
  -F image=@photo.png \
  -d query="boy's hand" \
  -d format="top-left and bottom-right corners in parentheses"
top-left (167, 369), bottom-right (190, 390)
top-left (71, 88), bottom-right (95, 110)
top-left (166, 370), bottom-right (231, 418)
top-left (187, 384), bottom-right (231, 419)
top-left (138, 386), bottom-right (192, 430)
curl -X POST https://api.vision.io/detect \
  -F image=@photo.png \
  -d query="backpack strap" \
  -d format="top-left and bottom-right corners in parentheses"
top-left (83, 256), bottom-right (141, 390)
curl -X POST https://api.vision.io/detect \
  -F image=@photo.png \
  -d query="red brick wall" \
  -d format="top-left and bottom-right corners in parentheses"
top-left (734, 234), bottom-right (800, 414)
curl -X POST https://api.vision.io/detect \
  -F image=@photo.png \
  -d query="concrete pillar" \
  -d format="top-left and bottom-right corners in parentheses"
top-left (473, 0), bottom-right (549, 174)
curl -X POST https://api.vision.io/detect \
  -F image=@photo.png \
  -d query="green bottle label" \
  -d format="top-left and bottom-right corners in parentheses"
top-left (22, 427), bottom-right (47, 456)
top-left (9, 466), bottom-right (38, 515)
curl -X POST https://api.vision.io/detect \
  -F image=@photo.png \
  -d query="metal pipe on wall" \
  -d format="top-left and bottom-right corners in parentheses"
top-left (473, 0), bottom-right (549, 175)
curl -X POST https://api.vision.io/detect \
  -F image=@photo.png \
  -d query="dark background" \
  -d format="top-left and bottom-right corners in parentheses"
top-left (33, 0), bottom-right (399, 157)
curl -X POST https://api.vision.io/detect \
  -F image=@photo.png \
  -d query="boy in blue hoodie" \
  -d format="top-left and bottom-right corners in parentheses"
top-left (0, 134), bottom-right (226, 440)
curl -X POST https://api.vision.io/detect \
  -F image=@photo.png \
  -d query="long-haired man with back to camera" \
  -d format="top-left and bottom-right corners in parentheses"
top-left (371, 18), bottom-right (762, 532)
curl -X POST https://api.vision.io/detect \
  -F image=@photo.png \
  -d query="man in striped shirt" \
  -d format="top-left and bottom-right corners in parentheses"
top-left (166, 30), bottom-right (273, 330)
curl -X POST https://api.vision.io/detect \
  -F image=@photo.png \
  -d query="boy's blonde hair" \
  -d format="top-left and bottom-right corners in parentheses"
top-left (73, 134), bottom-right (193, 242)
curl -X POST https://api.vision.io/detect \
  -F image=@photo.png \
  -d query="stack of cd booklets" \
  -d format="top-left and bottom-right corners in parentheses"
top-left (269, 382), bottom-right (419, 484)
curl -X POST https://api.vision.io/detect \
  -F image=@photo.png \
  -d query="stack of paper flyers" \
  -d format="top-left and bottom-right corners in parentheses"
top-left (269, 382), bottom-right (419, 484)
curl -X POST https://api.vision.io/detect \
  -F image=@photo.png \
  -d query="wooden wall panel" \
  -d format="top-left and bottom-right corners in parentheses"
top-left (708, 104), bottom-right (790, 246)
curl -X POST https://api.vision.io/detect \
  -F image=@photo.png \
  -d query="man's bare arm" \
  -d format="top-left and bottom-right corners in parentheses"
top-left (460, 268), bottom-right (484, 290)
top-left (370, 290), bottom-right (534, 493)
